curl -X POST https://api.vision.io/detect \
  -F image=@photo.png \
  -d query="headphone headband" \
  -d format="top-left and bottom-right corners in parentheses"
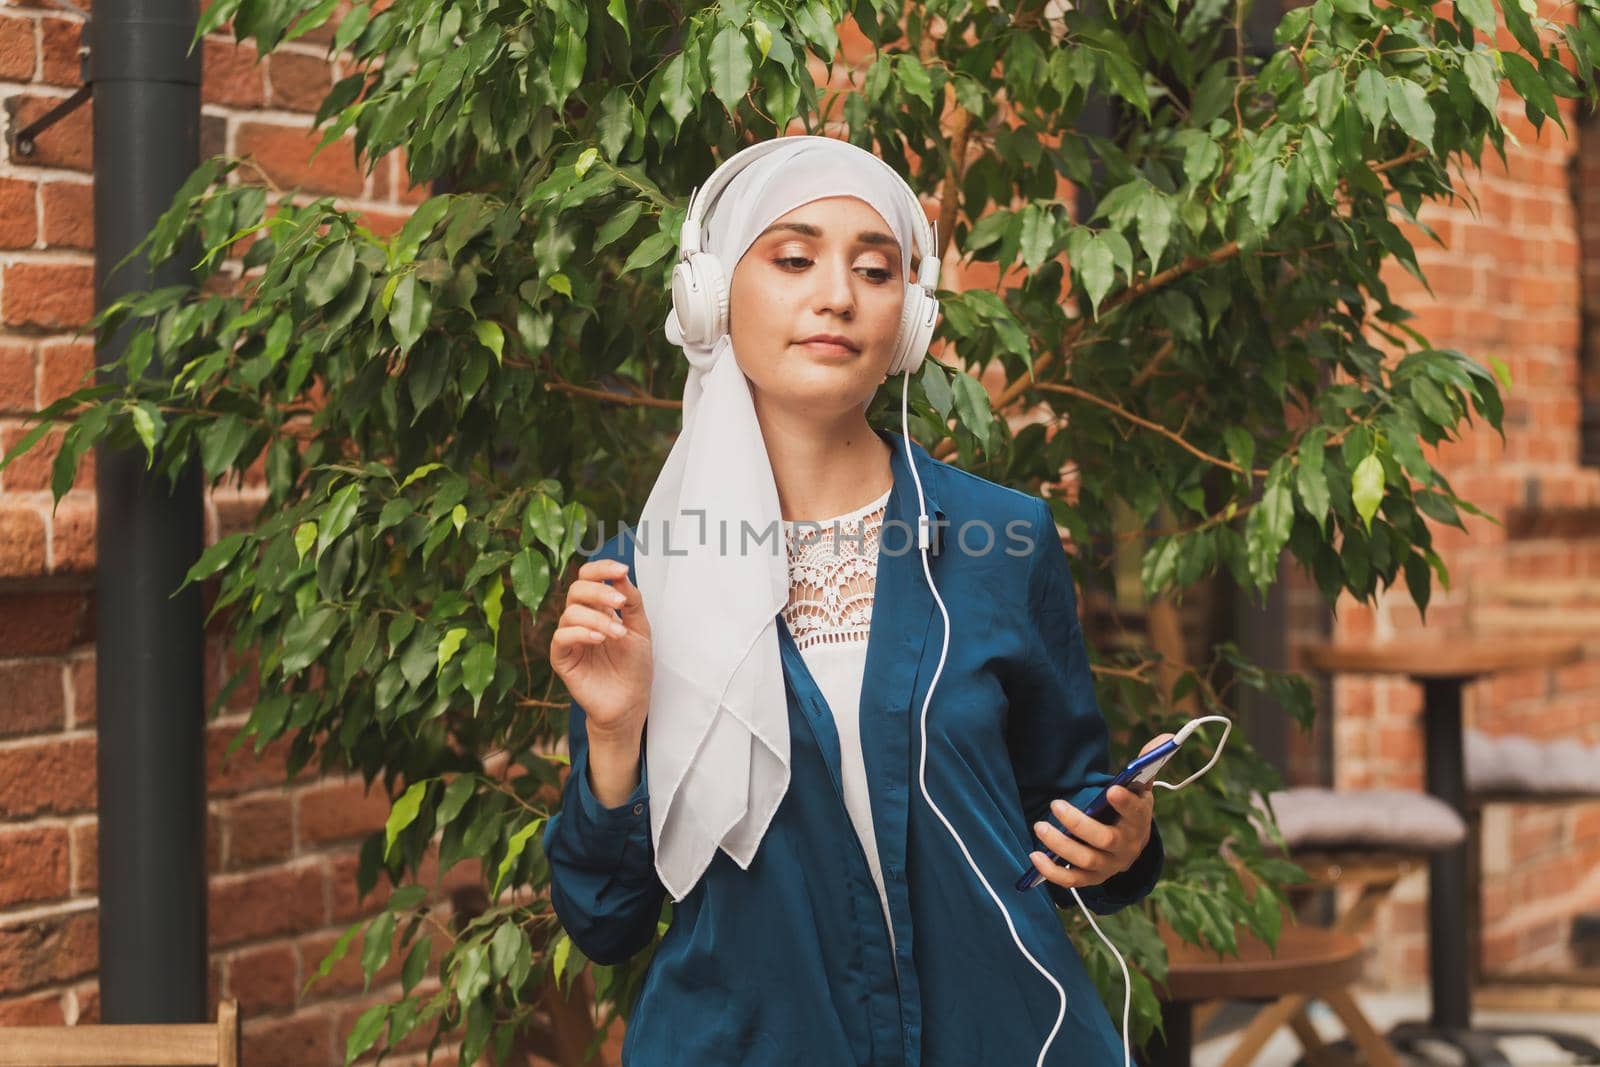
top-left (678, 136), bottom-right (940, 292)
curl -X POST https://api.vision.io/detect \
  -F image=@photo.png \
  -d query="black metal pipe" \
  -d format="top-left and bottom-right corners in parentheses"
top-left (90, 0), bottom-right (207, 1023)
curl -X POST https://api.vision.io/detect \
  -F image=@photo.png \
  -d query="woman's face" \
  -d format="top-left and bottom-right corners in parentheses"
top-left (727, 196), bottom-right (905, 419)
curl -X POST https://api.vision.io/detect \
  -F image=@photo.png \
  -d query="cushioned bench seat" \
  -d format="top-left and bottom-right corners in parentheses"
top-left (1464, 728), bottom-right (1600, 798)
top-left (1262, 787), bottom-right (1468, 852)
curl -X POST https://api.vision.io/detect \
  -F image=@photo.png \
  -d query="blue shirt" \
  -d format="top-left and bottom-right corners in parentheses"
top-left (543, 427), bottom-right (1165, 1066)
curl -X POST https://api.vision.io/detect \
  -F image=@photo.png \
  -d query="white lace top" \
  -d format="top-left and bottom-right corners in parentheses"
top-left (782, 485), bottom-right (897, 960)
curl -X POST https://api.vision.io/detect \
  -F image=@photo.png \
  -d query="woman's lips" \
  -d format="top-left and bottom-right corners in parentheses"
top-left (797, 339), bottom-right (858, 357)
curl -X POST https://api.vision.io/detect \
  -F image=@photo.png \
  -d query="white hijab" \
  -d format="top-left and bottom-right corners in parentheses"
top-left (634, 136), bottom-right (924, 902)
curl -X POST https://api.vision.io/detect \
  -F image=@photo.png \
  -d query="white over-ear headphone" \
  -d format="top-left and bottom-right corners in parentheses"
top-left (669, 135), bottom-right (942, 377)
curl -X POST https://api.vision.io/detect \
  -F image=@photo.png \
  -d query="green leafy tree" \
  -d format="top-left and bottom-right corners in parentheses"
top-left (6, 0), bottom-right (1591, 1059)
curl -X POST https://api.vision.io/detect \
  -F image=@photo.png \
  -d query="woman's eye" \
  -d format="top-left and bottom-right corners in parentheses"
top-left (775, 256), bottom-right (894, 283)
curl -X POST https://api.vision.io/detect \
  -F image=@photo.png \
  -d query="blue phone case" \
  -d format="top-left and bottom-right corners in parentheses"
top-left (1015, 739), bottom-right (1180, 892)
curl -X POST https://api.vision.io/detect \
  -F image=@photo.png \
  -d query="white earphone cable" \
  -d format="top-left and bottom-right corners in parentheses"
top-left (900, 367), bottom-right (1232, 1067)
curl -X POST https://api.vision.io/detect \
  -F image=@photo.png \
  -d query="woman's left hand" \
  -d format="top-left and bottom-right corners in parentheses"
top-left (1027, 732), bottom-right (1176, 890)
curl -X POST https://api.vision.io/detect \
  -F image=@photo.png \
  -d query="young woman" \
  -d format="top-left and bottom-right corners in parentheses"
top-left (544, 135), bottom-right (1170, 1066)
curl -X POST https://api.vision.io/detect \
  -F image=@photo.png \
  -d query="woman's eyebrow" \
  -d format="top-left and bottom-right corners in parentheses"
top-left (757, 220), bottom-right (899, 250)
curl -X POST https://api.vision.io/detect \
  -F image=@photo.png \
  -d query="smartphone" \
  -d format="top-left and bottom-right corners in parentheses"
top-left (1015, 738), bottom-right (1180, 892)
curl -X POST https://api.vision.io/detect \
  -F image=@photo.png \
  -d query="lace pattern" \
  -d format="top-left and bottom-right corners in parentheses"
top-left (781, 487), bottom-right (891, 652)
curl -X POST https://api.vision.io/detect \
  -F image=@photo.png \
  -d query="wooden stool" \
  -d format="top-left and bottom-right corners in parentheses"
top-left (1148, 923), bottom-right (1397, 1067)
top-left (0, 998), bottom-right (238, 1066)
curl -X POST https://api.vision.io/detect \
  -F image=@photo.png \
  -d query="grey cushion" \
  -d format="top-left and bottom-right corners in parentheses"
top-left (1261, 787), bottom-right (1467, 851)
top-left (1465, 728), bottom-right (1600, 796)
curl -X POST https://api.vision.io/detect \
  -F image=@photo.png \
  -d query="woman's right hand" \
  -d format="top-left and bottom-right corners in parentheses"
top-left (549, 557), bottom-right (653, 743)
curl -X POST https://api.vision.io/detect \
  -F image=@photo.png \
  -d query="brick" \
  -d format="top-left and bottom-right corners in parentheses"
top-left (297, 776), bottom-right (390, 848)
top-left (48, 490), bottom-right (94, 574)
top-left (223, 792), bottom-right (292, 869)
top-left (1, 261), bottom-right (94, 329)
top-left (235, 122), bottom-right (365, 199)
top-left (267, 51), bottom-right (332, 113)
top-left (65, 651), bottom-right (92, 727)
top-left (392, 146), bottom-right (429, 206)
top-left (38, 15), bottom-right (80, 87)
top-left (208, 862), bottom-right (323, 947)
top-left (227, 941), bottom-right (297, 1015)
top-left (0, 424), bottom-right (93, 493)
top-left (0, 175), bottom-right (36, 248)
top-left (36, 339), bottom-right (92, 405)
top-left (0, 589), bottom-right (94, 656)
top-left (4, 92), bottom-right (92, 171)
top-left (0, 339), bottom-right (34, 411)
top-left (202, 37), bottom-right (264, 109)
top-left (242, 1010), bottom-right (334, 1067)
top-left (0, 13), bottom-right (34, 80)
top-left (207, 719), bottom-right (295, 796)
top-left (0, 987), bottom-right (69, 1025)
top-left (0, 824), bottom-right (69, 907)
top-left (0, 658), bottom-right (64, 737)
top-left (0, 505), bottom-right (46, 577)
top-left (39, 179), bottom-right (91, 248)
top-left (0, 906), bottom-right (97, 995)
top-left (68, 817), bottom-right (93, 894)
top-left (0, 735), bottom-right (95, 818)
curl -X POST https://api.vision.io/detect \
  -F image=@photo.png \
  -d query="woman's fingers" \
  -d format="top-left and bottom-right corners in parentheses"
top-left (563, 602), bottom-right (627, 638)
top-left (1049, 798), bottom-right (1117, 850)
top-left (1032, 819), bottom-right (1108, 874)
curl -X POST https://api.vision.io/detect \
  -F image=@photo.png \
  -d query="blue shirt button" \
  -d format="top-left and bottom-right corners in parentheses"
top-left (632, 802), bottom-right (644, 815)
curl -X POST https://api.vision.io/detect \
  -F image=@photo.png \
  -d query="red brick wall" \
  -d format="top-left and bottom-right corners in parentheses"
top-left (1278, 1), bottom-right (1600, 985)
top-left (0, 3), bottom-right (487, 1063)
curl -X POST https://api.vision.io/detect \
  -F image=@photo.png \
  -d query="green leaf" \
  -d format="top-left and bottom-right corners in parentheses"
top-left (387, 273), bottom-right (432, 354)
top-left (1454, 0), bottom-right (1495, 34)
top-left (1461, 50), bottom-right (1500, 114)
top-left (317, 482), bottom-right (361, 557)
top-left (472, 320), bottom-right (504, 364)
top-left (294, 521), bottom-right (317, 563)
top-left (1295, 430), bottom-right (1330, 523)
top-left (1385, 78), bottom-right (1435, 147)
top-left (1135, 190), bottom-right (1173, 273)
top-left (462, 642), bottom-right (496, 713)
top-left (345, 1003), bottom-right (389, 1063)
top-left (621, 231), bottom-right (674, 275)
top-left (182, 532), bottom-right (249, 589)
top-left (658, 51), bottom-right (695, 133)
top-left (438, 626), bottom-right (468, 671)
top-left (1075, 235), bottom-right (1116, 317)
top-left (896, 54), bottom-right (934, 108)
top-left (1354, 67), bottom-right (1388, 131)
top-left (1351, 452), bottom-right (1385, 530)
top-left (483, 577), bottom-right (504, 647)
top-left (493, 818), bottom-right (545, 895)
top-left (401, 935), bottom-right (432, 995)
top-left (385, 779), bottom-right (429, 859)
top-left (306, 241), bottom-right (356, 308)
top-left (950, 372), bottom-right (995, 449)
top-left (1499, 0), bottom-right (1543, 56)
top-left (359, 908), bottom-right (396, 991)
top-left (1246, 162), bottom-right (1288, 229)
top-left (708, 24), bottom-right (754, 112)
top-left (510, 548), bottom-right (551, 609)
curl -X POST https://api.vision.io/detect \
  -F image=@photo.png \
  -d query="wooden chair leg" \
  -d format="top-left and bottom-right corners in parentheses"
top-left (1287, 1011), bottom-right (1342, 1067)
top-left (1322, 988), bottom-right (1400, 1067)
top-left (1218, 993), bottom-right (1311, 1067)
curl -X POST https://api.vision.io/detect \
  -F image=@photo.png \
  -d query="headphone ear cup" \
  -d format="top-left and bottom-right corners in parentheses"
top-left (670, 252), bottom-right (730, 345)
top-left (889, 287), bottom-right (940, 376)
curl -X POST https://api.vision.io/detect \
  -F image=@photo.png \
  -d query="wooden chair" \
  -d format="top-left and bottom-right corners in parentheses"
top-left (0, 998), bottom-right (238, 1067)
top-left (1150, 787), bottom-right (1466, 1066)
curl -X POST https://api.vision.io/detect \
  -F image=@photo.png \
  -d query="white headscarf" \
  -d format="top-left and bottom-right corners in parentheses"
top-left (634, 136), bottom-right (925, 902)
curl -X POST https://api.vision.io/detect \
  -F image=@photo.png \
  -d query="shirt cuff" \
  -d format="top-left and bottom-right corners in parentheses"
top-left (576, 747), bottom-right (650, 829)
